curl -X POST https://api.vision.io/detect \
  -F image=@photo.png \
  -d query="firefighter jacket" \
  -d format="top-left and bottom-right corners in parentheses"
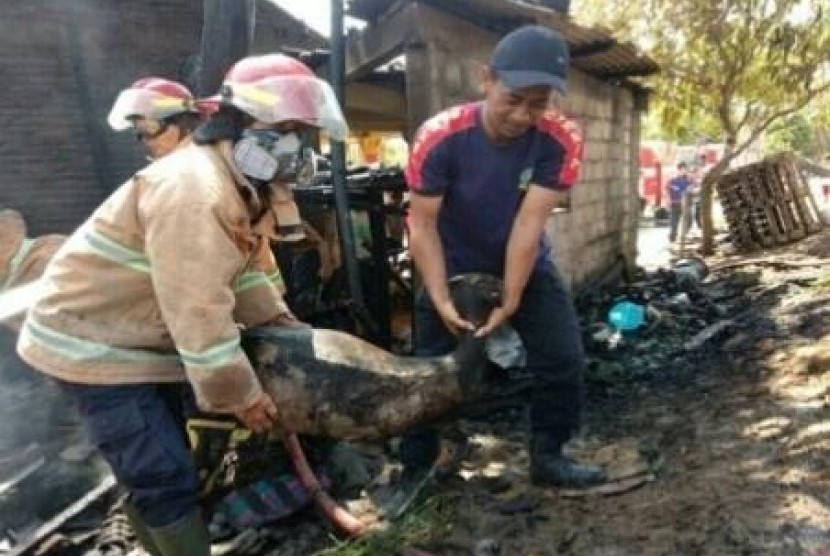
top-left (17, 141), bottom-right (293, 413)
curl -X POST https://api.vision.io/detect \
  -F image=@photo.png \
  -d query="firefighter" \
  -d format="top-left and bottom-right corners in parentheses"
top-left (17, 54), bottom-right (347, 556)
top-left (107, 77), bottom-right (203, 159)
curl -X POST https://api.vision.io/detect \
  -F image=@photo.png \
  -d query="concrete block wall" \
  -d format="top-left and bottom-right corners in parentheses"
top-left (548, 71), bottom-right (639, 289)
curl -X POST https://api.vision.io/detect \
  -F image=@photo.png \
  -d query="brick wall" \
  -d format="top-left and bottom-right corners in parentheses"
top-left (0, 0), bottom-right (324, 235)
top-left (546, 72), bottom-right (640, 290)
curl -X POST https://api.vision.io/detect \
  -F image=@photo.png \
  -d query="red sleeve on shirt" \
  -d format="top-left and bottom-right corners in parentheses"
top-left (536, 111), bottom-right (584, 189)
top-left (405, 104), bottom-right (478, 195)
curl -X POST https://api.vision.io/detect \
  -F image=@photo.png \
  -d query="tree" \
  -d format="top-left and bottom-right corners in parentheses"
top-left (809, 91), bottom-right (830, 156)
top-left (574, 0), bottom-right (830, 253)
top-left (763, 112), bottom-right (816, 156)
top-left (571, 0), bottom-right (643, 38)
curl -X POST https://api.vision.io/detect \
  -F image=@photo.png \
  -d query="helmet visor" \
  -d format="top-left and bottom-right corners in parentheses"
top-left (107, 89), bottom-right (193, 131)
top-left (223, 75), bottom-right (349, 141)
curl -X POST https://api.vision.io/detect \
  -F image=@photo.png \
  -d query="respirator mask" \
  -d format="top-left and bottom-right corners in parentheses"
top-left (232, 129), bottom-right (318, 185)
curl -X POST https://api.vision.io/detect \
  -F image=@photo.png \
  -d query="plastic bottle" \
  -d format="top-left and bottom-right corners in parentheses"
top-left (608, 300), bottom-right (645, 331)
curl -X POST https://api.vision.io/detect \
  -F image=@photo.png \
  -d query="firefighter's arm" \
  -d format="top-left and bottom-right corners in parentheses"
top-left (144, 201), bottom-right (265, 414)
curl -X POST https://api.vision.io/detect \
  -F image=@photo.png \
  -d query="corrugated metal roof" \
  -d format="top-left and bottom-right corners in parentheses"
top-left (347, 0), bottom-right (659, 78)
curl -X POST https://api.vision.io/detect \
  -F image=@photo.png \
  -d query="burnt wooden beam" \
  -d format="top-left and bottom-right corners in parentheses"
top-left (535, 0), bottom-right (571, 12)
top-left (421, 0), bottom-right (529, 34)
top-left (280, 46), bottom-right (331, 71)
top-left (403, 41), bottom-right (431, 140)
top-left (8, 476), bottom-right (116, 556)
top-left (570, 39), bottom-right (616, 58)
top-left (346, 82), bottom-right (407, 118)
top-left (589, 66), bottom-right (661, 80)
top-left (357, 70), bottom-right (407, 92)
top-left (345, 2), bottom-right (420, 80)
top-left (198, 0), bottom-right (256, 96)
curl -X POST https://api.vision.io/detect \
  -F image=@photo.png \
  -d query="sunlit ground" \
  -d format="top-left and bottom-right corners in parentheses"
top-left (636, 217), bottom-right (673, 271)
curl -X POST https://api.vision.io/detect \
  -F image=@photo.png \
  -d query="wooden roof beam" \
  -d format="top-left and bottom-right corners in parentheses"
top-left (570, 39), bottom-right (616, 58)
top-left (345, 2), bottom-right (421, 81)
top-left (587, 66), bottom-right (661, 80)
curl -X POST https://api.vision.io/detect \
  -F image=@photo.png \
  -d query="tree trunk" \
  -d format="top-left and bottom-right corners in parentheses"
top-left (700, 141), bottom-right (736, 254)
top-left (699, 175), bottom-right (716, 255)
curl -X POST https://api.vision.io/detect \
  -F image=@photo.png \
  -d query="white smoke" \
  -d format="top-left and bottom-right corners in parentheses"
top-left (0, 281), bottom-right (41, 324)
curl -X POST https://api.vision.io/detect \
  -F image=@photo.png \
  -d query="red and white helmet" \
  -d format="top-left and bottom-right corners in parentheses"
top-left (217, 53), bottom-right (348, 141)
top-left (107, 77), bottom-right (197, 131)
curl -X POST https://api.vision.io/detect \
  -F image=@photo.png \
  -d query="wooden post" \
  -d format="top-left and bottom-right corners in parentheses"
top-left (403, 41), bottom-right (432, 141)
top-left (198, 0), bottom-right (256, 96)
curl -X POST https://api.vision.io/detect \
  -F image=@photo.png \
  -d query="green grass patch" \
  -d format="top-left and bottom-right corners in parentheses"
top-left (312, 496), bottom-right (451, 556)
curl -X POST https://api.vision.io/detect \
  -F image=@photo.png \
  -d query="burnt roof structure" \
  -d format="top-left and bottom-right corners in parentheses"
top-left (347, 0), bottom-right (659, 80)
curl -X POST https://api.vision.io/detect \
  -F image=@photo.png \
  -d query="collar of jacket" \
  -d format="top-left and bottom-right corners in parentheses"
top-left (218, 140), bottom-right (264, 215)
top-left (217, 141), bottom-right (280, 241)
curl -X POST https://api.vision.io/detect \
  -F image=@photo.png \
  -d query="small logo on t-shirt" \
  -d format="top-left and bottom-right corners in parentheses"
top-left (518, 167), bottom-right (533, 192)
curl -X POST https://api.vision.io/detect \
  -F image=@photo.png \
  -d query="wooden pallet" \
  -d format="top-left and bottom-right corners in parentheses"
top-left (716, 153), bottom-right (824, 251)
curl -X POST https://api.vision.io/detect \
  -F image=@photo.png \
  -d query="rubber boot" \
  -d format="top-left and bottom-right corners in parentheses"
top-left (121, 501), bottom-right (162, 556)
top-left (529, 436), bottom-right (606, 489)
top-left (147, 509), bottom-right (210, 556)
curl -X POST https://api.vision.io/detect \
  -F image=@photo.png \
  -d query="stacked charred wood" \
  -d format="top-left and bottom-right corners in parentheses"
top-left (716, 153), bottom-right (824, 251)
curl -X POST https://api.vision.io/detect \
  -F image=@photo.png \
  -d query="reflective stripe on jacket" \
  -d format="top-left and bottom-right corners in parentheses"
top-left (17, 142), bottom-right (290, 413)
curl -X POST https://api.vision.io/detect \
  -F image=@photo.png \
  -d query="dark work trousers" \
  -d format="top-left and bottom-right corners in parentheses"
top-left (669, 201), bottom-right (683, 242)
top-left (400, 266), bottom-right (586, 469)
top-left (58, 381), bottom-right (200, 528)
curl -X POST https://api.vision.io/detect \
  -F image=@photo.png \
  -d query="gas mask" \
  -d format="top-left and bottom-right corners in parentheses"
top-left (232, 129), bottom-right (317, 185)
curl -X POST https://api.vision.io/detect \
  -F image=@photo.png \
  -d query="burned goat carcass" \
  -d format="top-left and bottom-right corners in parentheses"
top-left (242, 274), bottom-right (502, 439)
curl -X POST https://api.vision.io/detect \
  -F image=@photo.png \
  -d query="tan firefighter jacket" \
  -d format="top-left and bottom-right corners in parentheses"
top-left (17, 141), bottom-right (296, 413)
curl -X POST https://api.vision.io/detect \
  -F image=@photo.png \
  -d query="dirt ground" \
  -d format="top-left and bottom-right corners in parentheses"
top-left (10, 230), bottom-right (830, 556)
top-left (369, 231), bottom-right (830, 556)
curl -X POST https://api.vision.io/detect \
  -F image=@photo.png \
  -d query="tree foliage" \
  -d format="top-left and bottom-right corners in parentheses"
top-left (573, 0), bottom-right (830, 253)
top-left (763, 112), bottom-right (816, 156)
top-left (809, 91), bottom-right (830, 156)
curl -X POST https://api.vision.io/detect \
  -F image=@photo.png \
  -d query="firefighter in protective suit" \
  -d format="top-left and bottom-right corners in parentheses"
top-left (107, 77), bottom-right (203, 160)
top-left (17, 54), bottom-right (348, 556)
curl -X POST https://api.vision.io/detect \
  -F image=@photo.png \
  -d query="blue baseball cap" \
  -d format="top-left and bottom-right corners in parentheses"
top-left (489, 25), bottom-right (569, 94)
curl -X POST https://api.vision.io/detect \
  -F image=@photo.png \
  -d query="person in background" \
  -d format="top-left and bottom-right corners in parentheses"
top-left (667, 162), bottom-right (693, 242)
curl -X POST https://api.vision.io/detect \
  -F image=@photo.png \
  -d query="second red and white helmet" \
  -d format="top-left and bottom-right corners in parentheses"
top-left (107, 77), bottom-right (197, 131)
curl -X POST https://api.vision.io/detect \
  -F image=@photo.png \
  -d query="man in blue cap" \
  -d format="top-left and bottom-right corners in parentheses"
top-left (404, 25), bottom-right (605, 488)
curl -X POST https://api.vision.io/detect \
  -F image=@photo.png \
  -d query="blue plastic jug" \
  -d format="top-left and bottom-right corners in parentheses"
top-left (608, 301), bottom-right (645, 331)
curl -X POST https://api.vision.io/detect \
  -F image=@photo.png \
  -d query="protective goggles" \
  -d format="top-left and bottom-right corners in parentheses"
top-left (131, 118), bottom-right (169, 141)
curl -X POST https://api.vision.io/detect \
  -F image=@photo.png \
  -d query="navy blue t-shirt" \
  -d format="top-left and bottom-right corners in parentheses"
top-left (405, 102), bottom-right (582, 277)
